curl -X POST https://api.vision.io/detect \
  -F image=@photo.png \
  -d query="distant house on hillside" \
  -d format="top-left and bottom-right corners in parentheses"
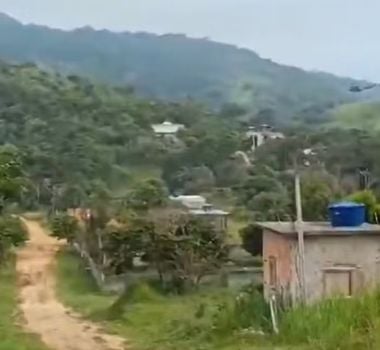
top-left (169, 195), bottom-right (207, 209)
top-left (246, 124), bottom-right (284, 151)
top-left (189, 204), bottom-right (229, 234)
top-left (170, 195), bottom-right (229, 234)
top-left (151, 121), bottom-right (185, 136)
top-left (258, 221), bottom-right (380, 304)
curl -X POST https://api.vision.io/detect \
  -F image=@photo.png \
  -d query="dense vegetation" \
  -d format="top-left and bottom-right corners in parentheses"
top-left (0, 12), bottom-right (373, 124)
top-left (2, 13), bottom-right (380, 350)
top-left (0, 146), bottom-right (28, 261)
top-left (1, 56), bottom-right (380, 229)
top-left (0, 61), bottom-right (243, 208)
top-left (330, 101), bottom-right (380, 132)
top-left (2, 58), bottom-right (380, 225)
top-left (2, 12), bottom-right (380, 350)
top-left (240, 127), bottom-right (380, 221)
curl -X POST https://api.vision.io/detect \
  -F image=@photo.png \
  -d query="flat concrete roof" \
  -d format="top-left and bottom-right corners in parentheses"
top-left (189, 209), bottom-right (229, 216)
top-left (257, 222), bottom-right (380, 237)
top-left (152, 121), bottom-right (185, 134)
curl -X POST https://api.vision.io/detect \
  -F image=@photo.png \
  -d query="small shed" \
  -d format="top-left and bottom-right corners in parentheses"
top-left (258, 221), bottom-right (380, 304)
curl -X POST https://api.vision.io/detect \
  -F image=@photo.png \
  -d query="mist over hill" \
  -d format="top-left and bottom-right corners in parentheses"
top-left (0, 12), bottom-right (370, 124)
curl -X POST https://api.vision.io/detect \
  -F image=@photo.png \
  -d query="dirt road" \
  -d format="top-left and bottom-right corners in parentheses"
top-left (16, 219), bottom-right (127, 350)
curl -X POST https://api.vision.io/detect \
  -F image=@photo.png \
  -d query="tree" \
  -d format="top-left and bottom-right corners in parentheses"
top-left (219, 103), bottom-right (247, 118)
top-left (148, 211), bottom-right (228, 292)
top-left (0, 146), bottom-right (28, 261)
top-left (129, 179), bottom-right (168, 210)
top-left (50, 213), bottom-right (80, 243)
top-left (348, 190), bottom-right (379, 223)
top-left (183, 166), bottom-right (216, 194)
top-left (0, 145), bottom-right (25, 212)
top-left (0, 216), bottom-right (27, 261)
top-left (55, 183), bottom-right (87, 210)
top-left (301, 170), bottom-right (340, 221)
top-left (103, 218), bottom-right (154, 274)
top-left (215, 158), bottom-right (249, 187)
top-left (235, 171), bottom-right (291, 220)
top-left (239, 224), bottom-right (263, 257)
top-left (249, 191), bottom-right (291, 221)
top-left (104, 209), bottom-right (228, 293)
top-left (170, 219), bottom-right (228, 292)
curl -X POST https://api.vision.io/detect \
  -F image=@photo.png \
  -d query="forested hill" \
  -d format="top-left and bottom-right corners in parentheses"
top-left (0, 60), bottom-right (243, 206)
top-left (0, 12), bottom-right (367, 123)
top-left (330, 102), bottom-right (380, 132)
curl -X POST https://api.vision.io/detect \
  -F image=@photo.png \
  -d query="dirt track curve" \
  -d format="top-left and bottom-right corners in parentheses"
top-left (16, 219), bottom-right (127, 350)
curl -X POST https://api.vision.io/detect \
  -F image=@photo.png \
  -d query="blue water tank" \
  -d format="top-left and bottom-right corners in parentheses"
top-left (328, 201), bottom-right (366, 227)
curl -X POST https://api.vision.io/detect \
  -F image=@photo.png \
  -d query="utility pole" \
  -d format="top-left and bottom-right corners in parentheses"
top-left (359, 167), bottom-right (370, 190)
top-left (294, 169), bottom-right (307, 304)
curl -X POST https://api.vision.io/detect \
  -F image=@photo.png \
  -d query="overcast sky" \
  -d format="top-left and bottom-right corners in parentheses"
top-left (1, 0), bottom-right (379, 81)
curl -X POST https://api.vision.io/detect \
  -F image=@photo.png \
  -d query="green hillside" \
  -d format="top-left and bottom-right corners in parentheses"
top-left (0, 12), bottom-right (366, 124)
top-left (331, 102), bottom-right (380, 132)
top-left (0, 60), bottom-right (245, 209)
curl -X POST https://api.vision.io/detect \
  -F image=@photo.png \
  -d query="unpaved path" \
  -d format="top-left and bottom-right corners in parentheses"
top-left (16, 219), bottom-right (127, 350)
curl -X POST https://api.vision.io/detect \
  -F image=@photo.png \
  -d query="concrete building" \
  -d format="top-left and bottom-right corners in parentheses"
top-left (170, 196), bottom-right (229, 234)
top-left (169, 195), bottom-right (207, 210)
top-left (246, 125), bottom-right (284, 151)
top-left (189, 204), bottom-right (229, 234)
top-left (258, 222), bottom-right (380, 304)
top-left (151, 121), bottom-right (185, 136)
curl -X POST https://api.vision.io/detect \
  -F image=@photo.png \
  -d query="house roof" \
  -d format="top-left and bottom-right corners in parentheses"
top-left (257, 222), bottom-right (380, 237)
top-left (189, 208), bottom-right (229, 216)
top-left (169, 195), bottom-right (207, 209)
top-left (151, 121), bottom-right (185, 134)
top-left (246, 129), bottom-right (284, 138)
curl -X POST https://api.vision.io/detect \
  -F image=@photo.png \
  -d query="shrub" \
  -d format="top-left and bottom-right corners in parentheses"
top-left (348, 190), bottom-right (378, 223)
top-left (0, 216), bottom-right (27, 261)
top-left (239, 224), bottom-right (263, 256)
top-left (212, 285), bottom-right (271, 334)
top-left (50, 213), bottom-right (79, 243)
top-left (107, 282), bottom-right (161, 320)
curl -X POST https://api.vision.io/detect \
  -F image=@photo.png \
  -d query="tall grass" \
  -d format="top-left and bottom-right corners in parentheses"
top-left (56, 250), bottom-right (272, 350)
top-left (211, 285), bottom-right (271, 334)
top-left (57, 249), bottom-right (380, 350)
top-left (278, 292), bottom-right (380, 350)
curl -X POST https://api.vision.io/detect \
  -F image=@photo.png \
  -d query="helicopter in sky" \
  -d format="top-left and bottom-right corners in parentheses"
top-left (349, 83), bottom-right (378, 93)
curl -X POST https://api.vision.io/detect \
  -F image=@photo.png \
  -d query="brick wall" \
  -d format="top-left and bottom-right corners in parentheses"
top-left (263, 230), bottom-right (296, 301)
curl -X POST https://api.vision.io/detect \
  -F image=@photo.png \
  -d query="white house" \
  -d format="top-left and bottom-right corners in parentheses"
top-left (151, 121), bottom-right (185, 136)
top-left (169, 195), bottom-right (207, 209)
top-left (246, 125), bottom-right (284, 151)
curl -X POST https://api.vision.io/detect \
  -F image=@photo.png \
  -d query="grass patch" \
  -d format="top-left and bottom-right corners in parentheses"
top-left (227, 219), bottom-right (247, 244)
top-left (329, 102), bottom-right (380, 132)
top-left (278, 293), bottom-right (380, 350)
top-left (58, 249), bottom-right (380, 350)
top-left (56, 250), bottom-right (274, 350)
top-left (0, 258), bottom-right (48, 350)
